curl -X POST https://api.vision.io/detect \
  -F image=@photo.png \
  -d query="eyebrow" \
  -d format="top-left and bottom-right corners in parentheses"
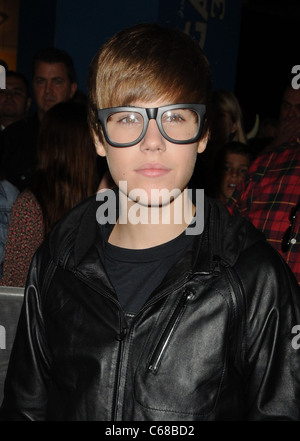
top-left (282, 100), bottom-right (300, 107)
top-left (7, 86), bottom-right (25, 91)
top-left (224, 160), bottom-right (249, 166)
top-left (34, 76), bottom-right (65, 80)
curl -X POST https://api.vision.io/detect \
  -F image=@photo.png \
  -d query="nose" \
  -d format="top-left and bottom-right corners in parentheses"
top-left (44, 80), bottom-right (53, 94)
top-left (139, 119), bottom-right (166, 152)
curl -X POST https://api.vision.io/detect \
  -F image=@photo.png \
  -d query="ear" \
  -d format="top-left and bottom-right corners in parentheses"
top-left (70, 82), bottom-right (78, 99)
top-left (92, 129), bottom-right (107, 157)
top-left (25, 97), bottom-right (32, 113)
top-left (197, 129), bottom-right (210, 154)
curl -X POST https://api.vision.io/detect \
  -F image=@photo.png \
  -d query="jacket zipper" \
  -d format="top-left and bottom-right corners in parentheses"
top-left (112, 311), bottom-right (128, 420)
top-left (148, 289), bottom-right (194, 374)
top-left (70, 268), bottom-right (128, 420)
top-left (71, 269), bottom-right (196, 416)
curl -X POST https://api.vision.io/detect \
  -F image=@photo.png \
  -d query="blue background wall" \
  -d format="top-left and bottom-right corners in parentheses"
top-left (17, 0), bottom-right (242, 96)
top-left (17, 0), bottom-right (57, 83)
top-left (55, 0), bottom-right (161, 95)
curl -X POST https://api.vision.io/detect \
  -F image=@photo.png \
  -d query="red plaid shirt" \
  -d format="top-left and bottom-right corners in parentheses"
top-left (227, 140), bottom-right (300, 285)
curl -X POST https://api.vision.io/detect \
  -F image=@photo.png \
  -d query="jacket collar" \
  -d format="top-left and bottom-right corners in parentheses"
top-left (49, 190), bottom-right (264, 280)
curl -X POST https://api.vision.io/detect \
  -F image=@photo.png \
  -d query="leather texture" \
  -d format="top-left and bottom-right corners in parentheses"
top-left (1, 194), bottom-right (300, 421)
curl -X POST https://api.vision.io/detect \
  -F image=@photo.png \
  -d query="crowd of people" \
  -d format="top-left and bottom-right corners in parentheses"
top-left (0, 101), bottom-right (99, 287)
top-left (0, 48), bottom-right (107, 283)
top-left (0, 22), bottom-right (299, 421)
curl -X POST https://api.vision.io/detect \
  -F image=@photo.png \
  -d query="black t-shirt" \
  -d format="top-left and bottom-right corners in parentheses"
top-left (104, 230), bottom-right (195, 314)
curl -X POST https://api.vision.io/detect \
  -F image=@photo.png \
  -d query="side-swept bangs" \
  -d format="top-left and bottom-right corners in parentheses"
top-left (88, 23), bottom-right (211, 140)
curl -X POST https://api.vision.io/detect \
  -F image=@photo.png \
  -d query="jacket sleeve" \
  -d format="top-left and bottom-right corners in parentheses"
top-left (0, 242), bottom-right (52, 421)
top-left (239, 240), bottom-right (300, 420)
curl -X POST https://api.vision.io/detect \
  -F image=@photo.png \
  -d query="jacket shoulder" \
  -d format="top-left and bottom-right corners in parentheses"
top-left (47, 194), bottom-right (99, 261)
top-left (206, 197), bottom-right (266, 267)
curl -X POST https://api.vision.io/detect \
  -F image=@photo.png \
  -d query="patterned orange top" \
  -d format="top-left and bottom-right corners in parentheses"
top-left (0, 189), bottom-right (45, 287)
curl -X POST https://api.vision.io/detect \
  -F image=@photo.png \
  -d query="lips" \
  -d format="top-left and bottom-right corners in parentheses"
top-left (135, 163), bottom-right (171, 178)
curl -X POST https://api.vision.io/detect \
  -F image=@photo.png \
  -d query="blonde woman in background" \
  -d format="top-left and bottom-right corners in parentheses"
top-left (209, 89), bottom-right (247, 145)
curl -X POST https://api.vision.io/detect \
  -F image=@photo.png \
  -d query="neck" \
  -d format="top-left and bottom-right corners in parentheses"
top-left (108, 189), bottom-right (196, 249)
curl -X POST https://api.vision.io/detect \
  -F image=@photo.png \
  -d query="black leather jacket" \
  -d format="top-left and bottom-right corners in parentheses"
top-left (1, 195), bottom-right (300, 421)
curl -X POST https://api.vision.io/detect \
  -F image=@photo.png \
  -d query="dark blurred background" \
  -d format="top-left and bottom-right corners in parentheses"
top-left (0, 0), bottom-right (298, 127)
top-left (235, 0), bottom-right (300, 128)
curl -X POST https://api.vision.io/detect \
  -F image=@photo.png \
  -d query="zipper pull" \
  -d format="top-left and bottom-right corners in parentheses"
top-left (115, 313), bottom-right (128, 341)
top-left (148, 289), bottom-right (194, 374)
top-left (115, 328), bottom-right (127, 341)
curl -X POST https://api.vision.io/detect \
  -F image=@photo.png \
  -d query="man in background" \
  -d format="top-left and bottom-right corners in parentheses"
top-left (261, 83), bottom-right (300, 152)
top-left (31, 47), bottom-right (77, 123)
top-left (0, 48), bottom-right (77, 191)
top-left (0, 71), bottom-right (31, 130)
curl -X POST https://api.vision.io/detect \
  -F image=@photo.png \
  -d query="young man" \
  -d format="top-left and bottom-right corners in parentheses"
top-left (0, 23), bottom-right (300, 421)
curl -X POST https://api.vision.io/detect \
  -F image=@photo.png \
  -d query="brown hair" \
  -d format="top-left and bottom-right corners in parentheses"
top-left (88, 23), bottom-right (211, 142)
top-left (31, 101), bottom-right (98, 234)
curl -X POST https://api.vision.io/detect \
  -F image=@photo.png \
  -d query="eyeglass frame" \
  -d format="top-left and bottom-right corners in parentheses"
top-left (281, 200), bottom-right (299, 253)
top-left (97, 103), bottom-right (206, 147)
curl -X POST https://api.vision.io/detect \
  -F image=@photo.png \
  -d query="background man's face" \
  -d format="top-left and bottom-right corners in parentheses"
top-left (0, 76), bottom-right (30, 124)
top-left (33, 61), bottom-right (77, 119)
top-left (280, 86), bottom-right (300, 121)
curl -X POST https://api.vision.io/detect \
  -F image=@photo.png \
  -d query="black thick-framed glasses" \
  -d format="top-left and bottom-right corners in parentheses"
top-left (281, 200), bottom-right (299, 253)
top-left (97, 103), bottom-right (206, 147)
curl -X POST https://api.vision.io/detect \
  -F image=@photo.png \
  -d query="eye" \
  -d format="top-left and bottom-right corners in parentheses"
top-left (163, 111), bottom-right (185, 124)
top-left (281, 102), bottom-right (291, 111)
top-left (53, 78), bottom-right (64, 85)
top-left (223, 165), bottom-right (232, 173)
top-left (34, 77), bottom-right (45, 85)
top-left (121, 114), bottom-right (139, 124)
top-left (12, 89), bottom-right (25, 97)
